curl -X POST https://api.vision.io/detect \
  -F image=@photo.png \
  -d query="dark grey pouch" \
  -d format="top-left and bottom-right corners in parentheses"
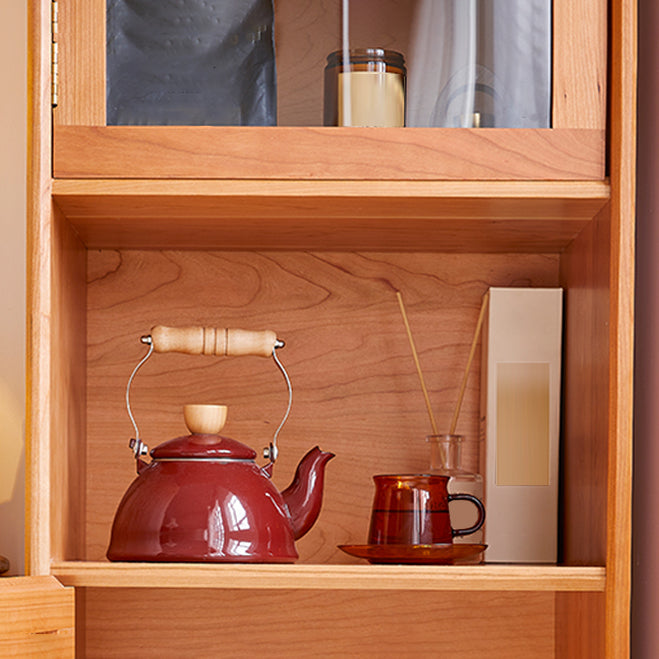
top-left (107, 0), bottom-right (276, 125)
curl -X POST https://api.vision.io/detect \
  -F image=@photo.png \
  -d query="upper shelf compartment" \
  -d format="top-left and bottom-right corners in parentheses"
top-left (52, 1), bottom-right (607, 181)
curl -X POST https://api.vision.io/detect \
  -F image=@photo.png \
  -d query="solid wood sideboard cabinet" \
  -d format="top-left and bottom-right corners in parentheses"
top-left (27, 1), bottom-right (636, 656)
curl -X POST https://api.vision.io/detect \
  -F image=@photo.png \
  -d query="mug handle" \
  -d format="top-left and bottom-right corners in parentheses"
top-left (448, 493), bottom-right (486, 538)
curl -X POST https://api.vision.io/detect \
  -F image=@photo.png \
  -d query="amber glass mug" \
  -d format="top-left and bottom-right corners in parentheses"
top-left (368, 474), bottom-right (485, 545)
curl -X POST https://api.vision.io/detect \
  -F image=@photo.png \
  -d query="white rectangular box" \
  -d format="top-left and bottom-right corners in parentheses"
top-left (480, 287), bottom-right (563, 563)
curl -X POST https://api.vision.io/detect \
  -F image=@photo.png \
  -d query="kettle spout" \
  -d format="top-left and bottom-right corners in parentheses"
top-left (281, 446), bottom-right (334, 540)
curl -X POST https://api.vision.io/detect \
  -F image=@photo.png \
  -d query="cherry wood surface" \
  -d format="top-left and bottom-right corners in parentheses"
top-left (51, 561), bottom-right (606, 592)
top-left (50, 179), bottom-right (608, 252)
top-left (0, 576), bottom-right (75, 658)
top-left (55, 0), bottom-right (105, 125)
top-left (604, 0), bottom-right (637, 654)
top-left (552, 0), bottom-right (607, 129)
top-left (53, 126), bottom-right (605, 181)
top-left (81, 588), bottom-right (554, 658)
top-left (49, 203), bottom-right (87, 565)
top-left (559, 205), bottom-right (611, 567)
top-left (27, 0), bottom-right (637, 656)
top-left (83, 250), bottom-right (559, 564)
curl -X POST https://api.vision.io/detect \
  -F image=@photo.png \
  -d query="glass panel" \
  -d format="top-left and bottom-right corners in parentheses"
top-left (407, 0), bottom-right (551, 127)
top-left (106, 0), bottom-right (276, 125)
top-left (106, 0), bottom-right (551, 128)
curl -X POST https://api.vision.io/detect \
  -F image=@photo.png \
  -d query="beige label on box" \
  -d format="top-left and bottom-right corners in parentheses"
top-left (337, 72), bottom-right (405, 127)
top-left (495, 362), bottom-right (550, 486)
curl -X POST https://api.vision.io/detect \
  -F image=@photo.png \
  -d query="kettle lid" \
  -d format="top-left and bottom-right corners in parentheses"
top-left (150, 404), bottom-right (256, 460)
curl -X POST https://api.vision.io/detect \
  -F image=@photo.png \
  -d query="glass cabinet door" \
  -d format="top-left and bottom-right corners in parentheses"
top-left (105, 0), bottom-right (551, 128)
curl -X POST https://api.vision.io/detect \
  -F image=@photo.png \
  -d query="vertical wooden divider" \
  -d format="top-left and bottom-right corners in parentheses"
top-left (553, 0), bottom-right (607, 129)
top-left (27, 0), bottom-right (55, 576)
top-left (605, 0), bottom-right (637, 655)
top-left (55, 0), bottom-right (105, 125)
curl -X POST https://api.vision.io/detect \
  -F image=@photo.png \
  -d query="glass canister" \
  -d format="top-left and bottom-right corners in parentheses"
top-left (323, 48), bottom-right (406, 127)
top-left (427, 434), bottom-right (484, 547)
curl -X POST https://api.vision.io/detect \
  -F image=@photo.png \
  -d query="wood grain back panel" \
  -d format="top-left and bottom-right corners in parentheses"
top-left (82, 587), bottom-right (554, 658)
top-left (605, 0), bottom-right (637, 655)
top-left (84, 250), bottom-right (559, 562)
top-left (555, 592), bottom-right (605, 659)
top-left (51, 179), bottom-right (607, 252)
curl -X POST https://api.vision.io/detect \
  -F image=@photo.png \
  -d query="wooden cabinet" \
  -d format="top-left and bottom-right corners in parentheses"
top-left (27, 1), bottom-right (635, 656)
top-left (0, 576), bottom-right (74, 657)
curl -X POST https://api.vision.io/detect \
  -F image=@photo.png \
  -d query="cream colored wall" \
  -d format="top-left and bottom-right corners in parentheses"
top-left (0, 0), bottom-right (27, 576)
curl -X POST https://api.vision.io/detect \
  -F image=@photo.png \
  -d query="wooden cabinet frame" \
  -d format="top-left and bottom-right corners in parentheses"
top-left (27, 1), bottom-right (635, 656)
top-left (51, 0), bottom-right (608, 181)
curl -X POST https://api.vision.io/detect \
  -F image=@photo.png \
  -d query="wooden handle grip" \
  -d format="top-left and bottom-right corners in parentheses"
top-left (150, 326), bottom-right (278, 358)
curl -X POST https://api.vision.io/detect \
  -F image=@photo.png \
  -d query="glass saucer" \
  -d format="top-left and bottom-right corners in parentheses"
top-left (337, 543), bottom-right (486, 565)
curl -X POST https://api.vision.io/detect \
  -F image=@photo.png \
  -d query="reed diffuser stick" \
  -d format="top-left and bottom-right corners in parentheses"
top-left (396, 291), bottom-right (439, 435)
top-left (449, 291), bottom-right (490, 435)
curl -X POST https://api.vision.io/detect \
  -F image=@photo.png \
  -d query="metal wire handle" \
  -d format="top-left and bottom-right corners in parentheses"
top-left (264, 340), bottom-right (292, 463)
top-left (124, 334), bottom-right (291, 464)
top-left (126, 336), bottom-right (154, 458)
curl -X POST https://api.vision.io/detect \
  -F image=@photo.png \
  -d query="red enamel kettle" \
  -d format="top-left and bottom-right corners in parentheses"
top-left (107, 326), bottom-right (334, 563)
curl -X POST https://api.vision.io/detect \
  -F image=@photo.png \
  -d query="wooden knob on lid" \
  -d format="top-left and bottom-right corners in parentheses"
top-left (184, 404), bottom-right (227, 435)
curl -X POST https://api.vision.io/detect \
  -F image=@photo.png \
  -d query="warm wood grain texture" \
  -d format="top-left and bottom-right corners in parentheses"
top-left (51, 179), bottom-right (608, 251)
top-left (555, 592), bottom-right (605, 659)
top-left (81, 588), bottom-right (554, 658)
top-left (559, 204), bottom-right (611, 567)
top-left (53, 126), bottom-right (606, 180)
top-left (28, 2), bottom-right (636, 657)
top-left (0, 576), bottom-right (75, 658)
top-left (84, 251), bottom-right (559, 564)
top-left (553, 0), bottom-right (607, 129)
top-left (50, 204), bottom-right (87, 563)
top-left (52, 561), bottom-right (605, 592)
top-left (54, 0), bottom-right (105, 125)
top-left (605, 0), bottom-right (637, 656)
top-left (26, 0), bottom-right (54, 576)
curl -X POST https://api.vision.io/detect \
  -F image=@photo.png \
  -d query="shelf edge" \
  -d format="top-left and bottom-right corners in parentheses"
top-left (51, 561), bottom-right (606, 593)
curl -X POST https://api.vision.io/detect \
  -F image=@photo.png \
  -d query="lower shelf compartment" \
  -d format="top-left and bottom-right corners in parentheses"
top-left (51, 561), bottom-right (605, 592)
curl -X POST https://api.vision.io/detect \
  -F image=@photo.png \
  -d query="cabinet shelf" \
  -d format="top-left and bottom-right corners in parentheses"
top-left (53, 179), bottom-right (609, 251)
top-left (53, 126), bottom-right (605, 181)
top-left (51, 561), bottom-right (605, 593)
top-left (27, 0), bottom-right (636, 653)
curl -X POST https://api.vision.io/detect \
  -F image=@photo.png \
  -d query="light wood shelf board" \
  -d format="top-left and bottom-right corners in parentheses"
top-left (52, 179), bottom-right (611, 201)
top-left (51, 561), bottom-right (605, 592)
top-left (52, 179), bottom-right (609, 252)
top-left (53, 126), bottom-right (606, 181)
top-left (52, 179), bottom-right (609, 220)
